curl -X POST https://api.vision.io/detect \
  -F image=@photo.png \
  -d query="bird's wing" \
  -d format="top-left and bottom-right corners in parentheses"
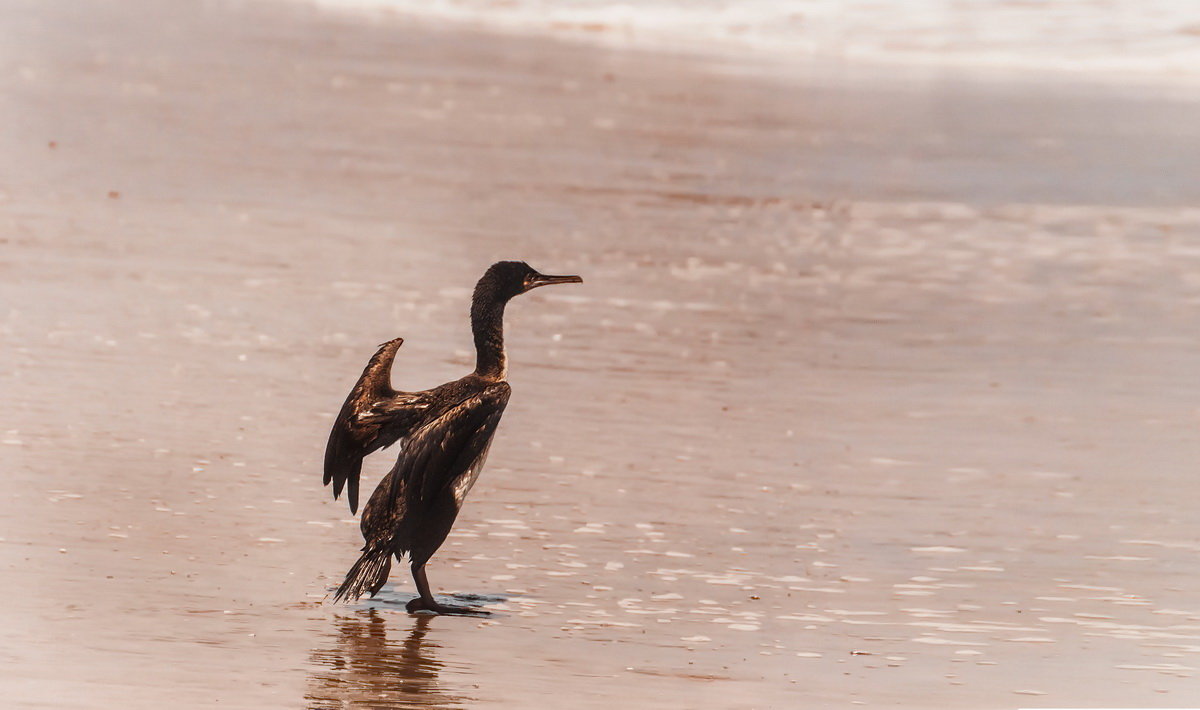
top-left (385, 382), bottom-right (512, 515)
top-left (324, 338), bottom-right (430, 514)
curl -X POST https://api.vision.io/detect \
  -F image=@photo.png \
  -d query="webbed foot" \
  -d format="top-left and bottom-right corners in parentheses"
top-left (405, 596), bottom-right (490, 616)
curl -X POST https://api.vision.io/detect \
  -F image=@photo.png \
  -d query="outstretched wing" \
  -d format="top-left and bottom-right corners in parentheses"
top-left (324, 338), bottom-right (430, 513)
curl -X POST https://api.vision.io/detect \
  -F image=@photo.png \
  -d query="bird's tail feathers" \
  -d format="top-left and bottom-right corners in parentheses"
top-left (332, 543), bottom-right (396, 603)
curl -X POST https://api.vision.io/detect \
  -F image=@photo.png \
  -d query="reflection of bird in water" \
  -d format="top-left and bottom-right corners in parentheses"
top-left (306, 612), bottom-right (464, 709)
top-left (324, 261), bottom-right (582, 613)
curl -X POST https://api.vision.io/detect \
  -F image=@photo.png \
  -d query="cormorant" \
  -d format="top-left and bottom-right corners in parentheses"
top-left (324, 261), bottom-right (582, 613)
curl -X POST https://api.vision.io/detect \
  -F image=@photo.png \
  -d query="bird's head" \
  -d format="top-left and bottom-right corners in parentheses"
top-left (477, 261), bottom-right (583, 303)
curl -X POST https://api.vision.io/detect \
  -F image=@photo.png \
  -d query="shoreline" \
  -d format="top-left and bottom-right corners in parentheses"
top-left (293, 0), bottom-right (1200, 92)
top-left (6, 0), bottom-right (1198, 213)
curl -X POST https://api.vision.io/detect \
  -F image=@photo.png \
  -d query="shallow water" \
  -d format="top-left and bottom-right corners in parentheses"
top-left (3, 0), bottom-right (1200, 707)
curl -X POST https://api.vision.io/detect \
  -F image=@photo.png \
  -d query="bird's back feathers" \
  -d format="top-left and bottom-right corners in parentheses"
top-left (361, 381), bottom-right (511, 551)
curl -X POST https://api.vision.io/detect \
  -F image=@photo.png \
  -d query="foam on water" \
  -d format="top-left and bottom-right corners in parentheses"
top-left (301, 0), bottom-right (1200, 80)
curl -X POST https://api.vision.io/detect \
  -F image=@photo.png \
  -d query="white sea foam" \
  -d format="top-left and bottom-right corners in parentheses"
top-left (297, 0), bottom-right (1200, 80)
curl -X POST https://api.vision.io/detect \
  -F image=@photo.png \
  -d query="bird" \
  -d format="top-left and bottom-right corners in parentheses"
top-left (323, 261), bottom-right (582, 613)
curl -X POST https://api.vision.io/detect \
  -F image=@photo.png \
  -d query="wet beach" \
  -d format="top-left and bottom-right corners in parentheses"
top-left (3, 0), bottom-right (1200, 707)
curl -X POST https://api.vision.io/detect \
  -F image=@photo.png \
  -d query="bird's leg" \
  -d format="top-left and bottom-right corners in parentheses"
top-left (405, 562), bottom-right (487, 615)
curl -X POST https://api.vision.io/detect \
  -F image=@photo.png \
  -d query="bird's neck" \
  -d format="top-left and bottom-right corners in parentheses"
top-left (471, 296), bottom-right (508, 381)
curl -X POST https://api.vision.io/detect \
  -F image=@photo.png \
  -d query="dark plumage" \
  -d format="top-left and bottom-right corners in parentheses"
top-left (324, 261), bottom-right (582, 613)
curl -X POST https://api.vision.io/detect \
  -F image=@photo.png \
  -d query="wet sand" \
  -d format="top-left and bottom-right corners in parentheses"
top-left (4, 0), bottom-right (1200, 707)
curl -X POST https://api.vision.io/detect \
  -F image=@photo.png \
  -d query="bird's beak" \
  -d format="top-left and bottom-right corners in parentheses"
top-left (526, 273), bottom-right (583, 291)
